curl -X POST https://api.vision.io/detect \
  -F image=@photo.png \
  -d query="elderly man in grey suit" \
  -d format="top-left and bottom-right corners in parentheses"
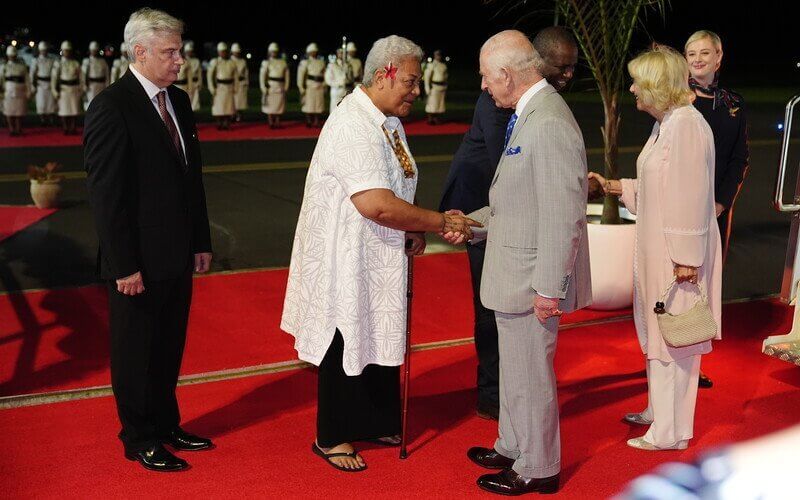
top-left (446, 30), bottom-right (591, 495)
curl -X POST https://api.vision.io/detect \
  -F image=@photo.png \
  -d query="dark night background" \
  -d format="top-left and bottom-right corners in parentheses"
top-left (2, 0), bottom-right (798, 88)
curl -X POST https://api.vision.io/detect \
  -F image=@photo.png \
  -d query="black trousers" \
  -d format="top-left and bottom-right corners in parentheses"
top-left (466, 242), bottom-right (500, 408)
top-left (107, 267), bottom-right (193, 452)
top-left (316, 331), bottom-right (401, 448)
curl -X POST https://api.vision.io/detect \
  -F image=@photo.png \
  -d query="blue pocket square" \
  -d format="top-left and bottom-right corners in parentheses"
top-left (505, 146), bottom-right (522, 156)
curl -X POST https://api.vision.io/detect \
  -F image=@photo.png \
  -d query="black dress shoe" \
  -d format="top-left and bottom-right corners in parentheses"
top-left (698, 372), bottom-right (713, 389)
top-left (477, 469), bottom-right (560, 496)
top-left (477, 401), bottom-right (500, 420)
top-left (468, 446), bottom-right (515, 470)
top-left (164, 428), bottom-right (213, 451)
top-left (125, 444), bottom-right (188, 472)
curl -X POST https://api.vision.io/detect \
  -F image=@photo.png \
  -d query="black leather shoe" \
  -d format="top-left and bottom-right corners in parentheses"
top-left (468, 446), bottom-right (515, 469)
top-left (164, 428), bottom-right (213, 451)
top-left (477, 401), bottom-right (500, 420)
top-left (477, 469), bottom-right (559, 496)
top-left (125, 444), bottom-right (188, 472)
top-left (698, 372), bottom-right (713, 389)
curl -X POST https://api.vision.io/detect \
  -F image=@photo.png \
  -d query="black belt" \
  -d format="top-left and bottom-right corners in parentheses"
top-left (216, 78), bottom-right (233, 84)
top-left (432, 81), bottom-right (447, 86)
top-left (175, 79), bottom-right (188, 85)
top-left (36, 75), bottom-right (50, 82)
top-left (268, 77), bottom-right (284, 82)
top-left (88, 77), bottom-right (106, 83)
top-left (238, 76), bottom-right (247, 81)
top-left (306, 75), bottom-right (324, 82)
top-left (5, 76), bottom-right (24, 83)
top-left (59, 79), bottom-right (79, 86)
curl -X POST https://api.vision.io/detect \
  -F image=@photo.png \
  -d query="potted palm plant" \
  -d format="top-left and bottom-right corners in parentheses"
top-left (491, 0), bottom-right (667, 309)
top-left (28, 162), bottom-right (64, 209)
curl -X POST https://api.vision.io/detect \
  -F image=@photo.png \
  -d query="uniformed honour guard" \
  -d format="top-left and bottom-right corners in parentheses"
top-left (324, 48), bottom-right (348, 112)
top-left (208, 41), bottom-right (238, 130)
top-left (259, 42), bottom-right (289, 129)
top-left (30, 41), bottom-right (57, 126)
top-left (182, 41), bottom-right (202, 111)
top-left (230, 43), bottom-right (249, 122)
top-left (82, 40), bottom-right (109, 109)
top-left (423, 49), bottom-right (448, 124)
top-left (346, 41), bottom-right (362, 90)
top-left (52, 40), bottom-right (84, 135)
top-left (1, 45), bottom-right (31, 136)
top-left (297, 42), bottom-right (326, 127)
top-left (175, 41), bottom-right (195, 109)
top-left (110, 43), bottom-right (130, 83)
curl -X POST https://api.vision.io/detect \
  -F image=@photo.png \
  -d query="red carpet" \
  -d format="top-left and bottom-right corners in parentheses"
top-left (0, 205), bottom-right (57, 242)
top-left (0, 252), bottom-right (630, 397)
top-left (2, 301), bottom-right (799, 498)
top-left (0, 120), bottom-right (471, 149)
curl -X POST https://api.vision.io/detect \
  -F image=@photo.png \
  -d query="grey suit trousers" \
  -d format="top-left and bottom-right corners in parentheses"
top-left (493, 310), bottom-right (561, 479)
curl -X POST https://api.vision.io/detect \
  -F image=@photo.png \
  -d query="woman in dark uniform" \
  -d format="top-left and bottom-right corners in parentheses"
top-left (685, 30), bottom-right (750, 388)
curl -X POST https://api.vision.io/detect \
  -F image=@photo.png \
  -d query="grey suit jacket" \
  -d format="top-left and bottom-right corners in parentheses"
top-left (469, 84), bottom-right (592, 314)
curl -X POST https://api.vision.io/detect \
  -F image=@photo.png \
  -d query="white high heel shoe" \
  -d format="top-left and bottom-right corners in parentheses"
top-left (626, 437), bottom-right (688, 451)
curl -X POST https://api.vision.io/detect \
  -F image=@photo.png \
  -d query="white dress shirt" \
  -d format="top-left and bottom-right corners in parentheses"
top-left (128, 64), bottom-right (186, 157)
top-left (281, 86), bottom-right (418, 376)
top-left (514, 77), bottom-right (550, 116)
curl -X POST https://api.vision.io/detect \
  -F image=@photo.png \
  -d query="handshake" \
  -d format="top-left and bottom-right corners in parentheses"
top-left (439, 210), bottom-right (483, 245)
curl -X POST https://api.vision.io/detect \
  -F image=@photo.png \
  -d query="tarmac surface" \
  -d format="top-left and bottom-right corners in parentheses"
top-left (0, 98), bottom-right (796, 301)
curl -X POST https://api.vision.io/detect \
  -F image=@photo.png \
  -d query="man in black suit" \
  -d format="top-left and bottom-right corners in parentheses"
top-left (439, 26), bottom-right (580, 420)
top-left (84, 8), bottom-right (213, 472)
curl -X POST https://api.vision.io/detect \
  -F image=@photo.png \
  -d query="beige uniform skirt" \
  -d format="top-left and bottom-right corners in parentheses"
top-left (425, 84), bottom-right (447, 114)
top-left (3, 82), bottom-right (28, 116)
top-left (263, 80), bottom-right (286, 114)
top-left (212, 82), bottom-right (235, 116)
top-left (58, 84), bottom-right (82, 116)
top-left (302, 79), bottom-right (325, 114)
top-left (36, 80), bottom-right (57, 114)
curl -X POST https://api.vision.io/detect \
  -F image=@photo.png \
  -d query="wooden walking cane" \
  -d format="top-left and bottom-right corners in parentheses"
top-left (400, 249), bottom-right (414, 459)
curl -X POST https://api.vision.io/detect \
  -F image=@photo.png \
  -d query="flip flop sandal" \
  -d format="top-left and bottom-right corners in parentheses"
top-left (311, 442), bottom-right (368, 472)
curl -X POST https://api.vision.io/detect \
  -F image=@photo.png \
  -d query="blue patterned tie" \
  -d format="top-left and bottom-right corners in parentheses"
top-left (504, 113), bottom-right (518, 149)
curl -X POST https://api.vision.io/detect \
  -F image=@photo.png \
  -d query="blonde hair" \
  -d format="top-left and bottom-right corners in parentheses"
top-left (628, 45), bottom-right (694, 113)
top-left (124, 8), bottom-right (184, 60)
top-left (685, 30), bottom-right (722, 52)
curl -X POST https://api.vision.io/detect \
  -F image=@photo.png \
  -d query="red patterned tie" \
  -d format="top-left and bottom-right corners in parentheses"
top-left (156, 91), bottom-right (186, 165)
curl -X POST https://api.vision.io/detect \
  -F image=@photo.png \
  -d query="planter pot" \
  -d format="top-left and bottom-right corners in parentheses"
top-left (586, 204), bottom-right (636, 310)
top-left (30, 180), bottom-right (62, 209)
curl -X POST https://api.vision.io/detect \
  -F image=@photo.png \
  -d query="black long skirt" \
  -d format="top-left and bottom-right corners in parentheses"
top-left (316, 330), bottom-right (401, 448)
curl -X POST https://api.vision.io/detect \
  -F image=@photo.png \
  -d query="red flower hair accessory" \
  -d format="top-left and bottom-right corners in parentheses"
top-left (384, 62), bottom-right (397, 80)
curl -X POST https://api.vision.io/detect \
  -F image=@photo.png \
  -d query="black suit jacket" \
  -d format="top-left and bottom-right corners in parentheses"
top-left (439, 90), bottom-right (513, 214)
top-left (84, 70), bottom-right (212, 281)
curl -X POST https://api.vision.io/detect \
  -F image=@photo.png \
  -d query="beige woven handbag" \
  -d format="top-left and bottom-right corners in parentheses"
top-left (654, 278), bottom-right (717, 348)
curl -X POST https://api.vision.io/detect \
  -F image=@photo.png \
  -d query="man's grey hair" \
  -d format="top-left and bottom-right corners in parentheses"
top-left (481, 30), bottom-right (543, 82)
top-left (124, 8), bottom-right (184, 60)
top-left (362, 35), bottom-right (423, 87)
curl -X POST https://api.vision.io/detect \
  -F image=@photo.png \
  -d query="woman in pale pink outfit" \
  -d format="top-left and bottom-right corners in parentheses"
top-left (589, 46), bottom-right (722, 451)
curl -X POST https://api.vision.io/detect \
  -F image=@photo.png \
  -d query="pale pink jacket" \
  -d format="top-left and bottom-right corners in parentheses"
top-left (620, 105), bottom-right (722, 362)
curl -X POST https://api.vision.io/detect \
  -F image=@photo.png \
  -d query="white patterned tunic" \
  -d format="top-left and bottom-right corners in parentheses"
top-left (281, 86), bottom-right (418, 375)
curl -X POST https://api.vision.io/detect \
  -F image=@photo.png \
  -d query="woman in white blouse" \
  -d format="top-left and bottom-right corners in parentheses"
top-left (590, 46), bottom-right (722, 451)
